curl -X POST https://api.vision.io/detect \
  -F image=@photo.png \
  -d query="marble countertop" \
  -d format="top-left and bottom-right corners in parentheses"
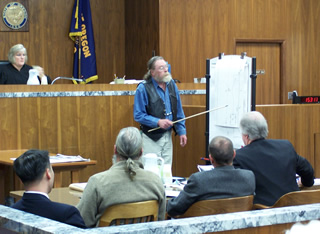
top-left (0, 89), bottom-right (205, 98)
top-left (2, 203), bottom-right (320, 233)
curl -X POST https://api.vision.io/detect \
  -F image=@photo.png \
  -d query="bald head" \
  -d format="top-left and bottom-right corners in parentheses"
top-left (208, 136), bottom-right (234, 166)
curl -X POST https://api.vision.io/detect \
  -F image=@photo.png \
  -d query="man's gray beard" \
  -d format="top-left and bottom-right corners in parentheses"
top-left (154, 73), bottom-right (172, 83)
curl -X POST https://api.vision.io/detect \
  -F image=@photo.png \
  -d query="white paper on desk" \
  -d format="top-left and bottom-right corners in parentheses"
top-left (50, 154), bottom-right (90, 164)
top-left (197, 165), bottom-right (214, 172)
top-left (314, 178), bottom-right (320, 186)
top-left (109, 79), bottom-right (143, 84)
top-left (69, 182), bottom-right (87, 192)
top-left (165, 190), bottom-right (180, 197)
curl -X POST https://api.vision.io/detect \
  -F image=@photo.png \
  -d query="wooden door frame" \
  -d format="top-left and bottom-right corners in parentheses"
top-left (234, 39), bottom-right (286, 104)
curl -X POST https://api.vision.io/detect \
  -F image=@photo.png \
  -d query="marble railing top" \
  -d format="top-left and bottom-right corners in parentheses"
top-left (0, 89), bottom-right (205, 98)
top-left (1, 203), bottom-right (320, 234)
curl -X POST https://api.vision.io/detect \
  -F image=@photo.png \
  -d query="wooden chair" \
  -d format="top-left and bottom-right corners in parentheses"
top-left (172, 195), bottom-right (254, 218)
top-left (98, 200), bottom-right (158, 227)
top-left (253, 189), bottom-right (320, 209)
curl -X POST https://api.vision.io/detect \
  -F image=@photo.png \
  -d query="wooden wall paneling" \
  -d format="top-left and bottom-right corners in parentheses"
top-left (307, 1), bottom-right (320, 96)
top-left (58, 96), bottom-right (80, 155)
top-left (19, 98), bottom-right (41, 149)
top-left (0, 99), bottom-right (19, 150)
top-left (285, 0), bottom-right (320, 100)
top-left (234, 0), bottom-right (286, 39)
top-left (314, 133), bottom-right (320, 178)
top-left (296, 105), bottom-right (314, 162)
top-left (28, 0), bottom-right (72, 77)
top-left (109, 95), bottom-right (135, 133)
top-left (92, 0), bottom-right (125, 83)
top-left (286, 105), bottom-right (314, 165)
top-left (159, 0), bottom-right (235, 84)
top-left (180, 95), bottom-right (205, 106)
top-left (57, 96), bottom-right (80, 185)
top-left (77, 96), bottom-right (111, 182)
top-left (38, 97), bottom-right (59, 152)
top-left (173, 105), bottom-right (206, 177)
top-left (125, 0), bottom-right (159, 80)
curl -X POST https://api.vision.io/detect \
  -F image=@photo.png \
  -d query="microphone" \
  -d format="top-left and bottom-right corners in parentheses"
top-left (51, 77), bottom-right (84, 85)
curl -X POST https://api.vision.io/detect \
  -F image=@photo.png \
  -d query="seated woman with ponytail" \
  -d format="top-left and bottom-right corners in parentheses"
top-left (77, 127), bottom-right (166, 228)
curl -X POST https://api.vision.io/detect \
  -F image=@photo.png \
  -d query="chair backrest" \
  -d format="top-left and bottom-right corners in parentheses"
top-left (0, 61), bottom-right (9, 72)
top-left (173, 195), bottom-right (254, 218)
top-left (98, 200), bottom-right (158, 227)
top-left (253, 189), bottom-right (320, 209)
top-left (0, 60), bottom-right (9, 66)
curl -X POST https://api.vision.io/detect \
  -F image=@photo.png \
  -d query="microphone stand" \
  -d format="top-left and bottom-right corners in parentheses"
top-left (51, 77), bottom-right (84, 85)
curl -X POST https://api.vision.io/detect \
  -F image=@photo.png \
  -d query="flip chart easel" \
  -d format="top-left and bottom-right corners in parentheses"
top-left (205, 53), bottom-right (256, 155)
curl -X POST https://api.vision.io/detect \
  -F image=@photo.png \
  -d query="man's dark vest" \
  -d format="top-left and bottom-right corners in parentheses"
top-left (140, 79), bottom-right (178, 141)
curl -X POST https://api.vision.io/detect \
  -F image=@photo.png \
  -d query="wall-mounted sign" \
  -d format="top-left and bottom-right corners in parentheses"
top-left (3, 2), bottom-right (28, 29)
top-left (0, 0), bottom-right (29, 31)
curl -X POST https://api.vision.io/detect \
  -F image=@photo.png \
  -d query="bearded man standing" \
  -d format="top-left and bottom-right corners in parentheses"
top-left (134, 56), bottom-right (187, 167)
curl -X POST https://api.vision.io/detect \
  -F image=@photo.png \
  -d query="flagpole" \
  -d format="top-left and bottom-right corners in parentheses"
top-left (78, 36), bottom-right (81, 82)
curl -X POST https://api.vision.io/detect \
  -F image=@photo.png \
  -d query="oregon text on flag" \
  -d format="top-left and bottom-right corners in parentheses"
top-left (69, 0), bottom-right (98, 83)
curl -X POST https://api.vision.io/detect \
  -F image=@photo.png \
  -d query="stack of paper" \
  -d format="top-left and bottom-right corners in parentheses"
top-left (49, 154), bottom-right (90, 164)
top-left (197, 165), bottom-right (214, 172)
top-left (10, 154), bottom-right (90, 164)
top-left (69, 182), bottom-right (87, 192)
top-left (165, 190), bottom-right (180, 197)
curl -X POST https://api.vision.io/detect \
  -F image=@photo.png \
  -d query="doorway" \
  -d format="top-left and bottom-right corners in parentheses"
top-left (236, 41), bottom-right (283, 104)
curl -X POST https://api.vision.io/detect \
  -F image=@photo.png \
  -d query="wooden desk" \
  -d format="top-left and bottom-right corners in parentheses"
top-left (10, 188), bottom-right (82, 206)
top-left (10, 186), bottom-right (180, 207)
top-left (10, 180), bottom-right (320, 211)
top-left (0, 149), bottom-right (96, 205)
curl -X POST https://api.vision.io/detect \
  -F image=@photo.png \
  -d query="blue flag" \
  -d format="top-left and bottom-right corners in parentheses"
top-left (69, 0), bottom-right (98, 83)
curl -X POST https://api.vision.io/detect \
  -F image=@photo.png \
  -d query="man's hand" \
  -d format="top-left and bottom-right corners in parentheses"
top-left (158, 119), bottom-right (173, 129)
top-left (180, 135), bottom-right (187, 147)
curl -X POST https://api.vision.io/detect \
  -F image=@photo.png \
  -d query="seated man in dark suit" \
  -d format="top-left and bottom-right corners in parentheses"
top-left (167, 136), bottom-right (256, 217)
top-left (11, 149), bottom-right (86, 228)
top-left (233, 111), bottom-right (314, 206)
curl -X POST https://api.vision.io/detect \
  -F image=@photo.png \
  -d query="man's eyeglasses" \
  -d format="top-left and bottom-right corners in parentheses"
top-left (156, 65), bottom-right (168, 71)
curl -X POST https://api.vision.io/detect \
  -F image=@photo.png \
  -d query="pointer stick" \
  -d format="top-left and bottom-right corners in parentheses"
top-left (148, 105), bottom-right (228, 133)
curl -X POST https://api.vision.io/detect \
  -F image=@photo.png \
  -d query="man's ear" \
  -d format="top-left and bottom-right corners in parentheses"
top-left (114, 145), bottom-right (117, 155)
top-left (209, 154), bottom-right (214, 164)
top-left (45, 168), bottom-right (51, 180)
top-left (150, 69), bottom-right (155, 77)
top-left (233, 150), bottom-right (236, 159)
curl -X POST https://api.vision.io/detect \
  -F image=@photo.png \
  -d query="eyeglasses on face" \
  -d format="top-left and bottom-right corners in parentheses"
top-left (155, 65), bottom-right (168, 71)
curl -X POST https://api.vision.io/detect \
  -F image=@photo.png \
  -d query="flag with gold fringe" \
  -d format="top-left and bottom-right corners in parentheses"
top-left (69, 0), bottom-right (98, 83)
